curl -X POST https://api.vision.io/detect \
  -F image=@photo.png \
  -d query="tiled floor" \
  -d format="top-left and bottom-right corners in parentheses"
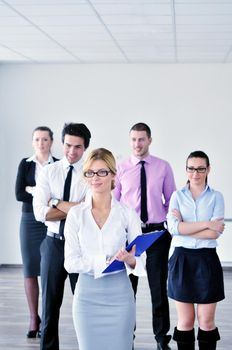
top-left (0, 266), bottom-right (231, 350)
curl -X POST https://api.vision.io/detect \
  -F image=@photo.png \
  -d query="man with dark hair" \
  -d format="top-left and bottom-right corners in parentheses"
top-left (61, 123), bottom-right (91, 148)
top-left (114, 122), bottom-right (176, 350)
top-left (33, 122), bottom-right (91, 350)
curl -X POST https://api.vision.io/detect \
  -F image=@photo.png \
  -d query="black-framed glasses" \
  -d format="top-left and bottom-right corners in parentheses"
top-left (186, 166), bottom-right (207, 173)
top-left (84, 169), bottom-right (111, 178)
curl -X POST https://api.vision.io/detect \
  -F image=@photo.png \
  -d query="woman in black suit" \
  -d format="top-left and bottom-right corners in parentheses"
top-left (15, 126), bottom-right (58, 338)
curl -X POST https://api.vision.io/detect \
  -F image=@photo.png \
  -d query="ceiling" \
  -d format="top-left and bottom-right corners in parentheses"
top-left (1, 0), bottom-right (232, 64)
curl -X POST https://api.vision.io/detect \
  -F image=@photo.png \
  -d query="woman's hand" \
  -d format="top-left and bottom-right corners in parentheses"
top-left (172, 208), bottom-right (183, 222)
top-left (113, 244), bottom-right (136, 269)
top-left (208, 218), bottom-right (225, 233)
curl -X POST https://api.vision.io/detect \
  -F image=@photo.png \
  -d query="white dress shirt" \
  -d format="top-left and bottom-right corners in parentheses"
top-left (25, 153), bottom-right (55, 195)
top-left (64, 194), bottom-right (146, 279)
top-left (33, 157), bottom-right (88, 233)
top-left (26, 153), bottom-right (55, 182)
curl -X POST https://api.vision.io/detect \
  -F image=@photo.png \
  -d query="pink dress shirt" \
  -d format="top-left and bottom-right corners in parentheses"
top-left (114, 154), bottom-right (176, 224)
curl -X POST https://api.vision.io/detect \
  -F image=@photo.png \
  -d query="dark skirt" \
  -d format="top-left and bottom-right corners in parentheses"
top-left (168, 247), bottom-right (225, 303)
top-left (20, 212), bottom-right (47, 277)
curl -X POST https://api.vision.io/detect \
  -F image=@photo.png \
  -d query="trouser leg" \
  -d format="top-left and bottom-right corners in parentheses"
top-left (129, 274), bottom-right (138, 349)
top-left (40, 237), bottom-right (67, 350)
top-left (69, 273), bottom-right (79, 295)
top-left (197, 327), bottom-right (220, 350)
top-left (129, 274), bottom-right (139, 297)
top-left (146, 231), bottom-right (172, 345)
top-left (173, 327), bottom-right (195, 350)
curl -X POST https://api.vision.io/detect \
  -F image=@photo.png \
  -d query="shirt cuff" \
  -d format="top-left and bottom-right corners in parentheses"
top-left (125, 254), bottom-right (147, 277)
top-left (93, 254), bottom-right (107, 279)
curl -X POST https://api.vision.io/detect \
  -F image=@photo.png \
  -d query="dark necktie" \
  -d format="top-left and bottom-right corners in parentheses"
top-left (59, 165), bottom-right (73, 236)
top-left (140, 161), bottom-right (148, 223)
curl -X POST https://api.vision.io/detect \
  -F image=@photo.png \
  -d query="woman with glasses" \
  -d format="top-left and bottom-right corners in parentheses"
top-left (167, 150), bottom-right (225, 350)
top-left (64, 147), bottom-right (146, 350)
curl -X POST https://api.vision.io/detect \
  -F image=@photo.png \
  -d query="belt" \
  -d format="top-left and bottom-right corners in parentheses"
top-left (141, 221), bottom-right (167, 233)
top-left (47, 231), bottom-right (65, 241)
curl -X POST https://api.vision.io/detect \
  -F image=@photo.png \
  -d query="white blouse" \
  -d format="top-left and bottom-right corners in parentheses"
top-left (64, 194), bottom-right (146, 279)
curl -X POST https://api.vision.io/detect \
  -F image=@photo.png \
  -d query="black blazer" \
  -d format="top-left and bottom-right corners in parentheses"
top-left (15, 157), bottom-right (59, 212)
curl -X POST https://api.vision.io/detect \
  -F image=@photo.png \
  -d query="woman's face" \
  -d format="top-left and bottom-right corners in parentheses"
top-left (84, 159), bottom-right (115, 194)
top-left (32, 130), bottom-right (53, 155)
top-left (186, 157), bottom-right (210, 186)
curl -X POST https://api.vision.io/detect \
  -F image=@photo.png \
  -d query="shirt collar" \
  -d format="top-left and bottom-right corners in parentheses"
top-left (130, 154), bottom-right (152, 166)
top-left (82, 192), bottom-right (117, 210)
top-left (61, 156), bottom-right (84, 172)
top-left (26, 153), bottom-right (54, 164)
top-left (182, 184), bottom-right (211, 194)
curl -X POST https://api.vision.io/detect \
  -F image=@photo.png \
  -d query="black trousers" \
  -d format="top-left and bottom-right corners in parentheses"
top-left (130, 227), bottom-right (172, 345)
top-left (40, 236), bottom-right (78, 350)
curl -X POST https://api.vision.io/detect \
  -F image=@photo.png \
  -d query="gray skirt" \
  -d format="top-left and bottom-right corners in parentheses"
top-left (73, 270), bottom-right (135, 350)
top-left (20, 212), bottom-right (47, 277)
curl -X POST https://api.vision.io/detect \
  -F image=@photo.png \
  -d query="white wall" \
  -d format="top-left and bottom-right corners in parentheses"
top-left (0, 63), bottom-right (231, 264)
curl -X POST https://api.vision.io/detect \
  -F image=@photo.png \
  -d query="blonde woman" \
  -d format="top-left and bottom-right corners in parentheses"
top-left (64, 148), bottom-right (146, 350)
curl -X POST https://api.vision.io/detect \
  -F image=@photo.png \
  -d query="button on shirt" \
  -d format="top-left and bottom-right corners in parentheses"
top-left (64, 195), bottom-right (146, 279)
top-left (167, 185), bottom-right (225, 249)
top-left (33, 157), bottom-right (88, 233)
top-left (114, 155), bottom-right (176, 223)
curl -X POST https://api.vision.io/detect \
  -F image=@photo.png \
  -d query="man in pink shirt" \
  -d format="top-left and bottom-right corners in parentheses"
top-left (114, 122), bottom-right (176, 350)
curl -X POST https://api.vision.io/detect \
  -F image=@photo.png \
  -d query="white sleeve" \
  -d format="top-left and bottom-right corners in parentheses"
top-left (33, 167), bottom-right (50, 223)
top-left (125, 207), bottom-right (146, 277)
top-left (64, 207), bottom-right (106, 276)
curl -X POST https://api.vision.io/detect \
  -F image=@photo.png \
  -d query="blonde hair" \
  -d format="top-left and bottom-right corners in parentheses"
top-left (83, 148), bottom-right (117, 189)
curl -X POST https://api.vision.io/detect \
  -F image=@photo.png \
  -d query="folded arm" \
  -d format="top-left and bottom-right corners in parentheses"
top-left (172, 209), bottom-right (224, 239)
top-left (45, 200), bottom-right (81, 221)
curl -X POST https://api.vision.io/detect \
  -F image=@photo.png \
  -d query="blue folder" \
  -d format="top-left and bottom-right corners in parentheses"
top-left (102, 230), bottom-right (166, 274)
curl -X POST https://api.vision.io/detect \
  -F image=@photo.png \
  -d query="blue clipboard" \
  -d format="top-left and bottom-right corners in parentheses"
top-left (102, 230), bottom-right (166, 274)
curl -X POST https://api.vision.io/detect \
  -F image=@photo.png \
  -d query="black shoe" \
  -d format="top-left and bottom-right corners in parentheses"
top-left (26, 316), bottom-right (41, 338)
top-left (27, 330), bottom-right (38, 338)
top-left (157, 343), bottom-right (171, 350)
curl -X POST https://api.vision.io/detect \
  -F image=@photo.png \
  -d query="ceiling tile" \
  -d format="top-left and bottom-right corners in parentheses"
top-left (93, 3), bottom-right (172, 15)
top-left (9, 4), bottom-right (94, 16)
top-left (175, 3), bottom-right (232, 15)
top-left (176, 15), bottom-right (232, 25)
top-left (25, 15), bottom-right (101, 26)
top-left (5, 0), bottom-right (86, 4)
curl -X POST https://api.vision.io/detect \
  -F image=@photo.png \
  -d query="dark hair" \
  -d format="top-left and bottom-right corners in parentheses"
top-left (186, 150), bottom-right (210, 167)
top-left (186, 150), bottom-right (210, 184)
top-left (33, 126), bottom-right (54, 141)
top-left (130, 122), bottom-right (151, 138)
top-left (62, 123), bottom-right (91, 149)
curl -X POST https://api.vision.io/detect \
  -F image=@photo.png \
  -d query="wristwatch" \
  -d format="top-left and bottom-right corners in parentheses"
top-left (51, 198), bottom-right (60, 208)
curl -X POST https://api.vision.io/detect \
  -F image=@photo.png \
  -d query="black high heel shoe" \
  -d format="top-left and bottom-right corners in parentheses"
top-left (26, 316), bottom-right (41, 338)
top-left (27, 329), bottom-right (38, 338)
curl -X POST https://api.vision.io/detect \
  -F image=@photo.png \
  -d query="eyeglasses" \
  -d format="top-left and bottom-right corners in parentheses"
top-left (84, 169), bottom-right (111, 178)
top-left (186, 166), bottom-right (207, 173)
